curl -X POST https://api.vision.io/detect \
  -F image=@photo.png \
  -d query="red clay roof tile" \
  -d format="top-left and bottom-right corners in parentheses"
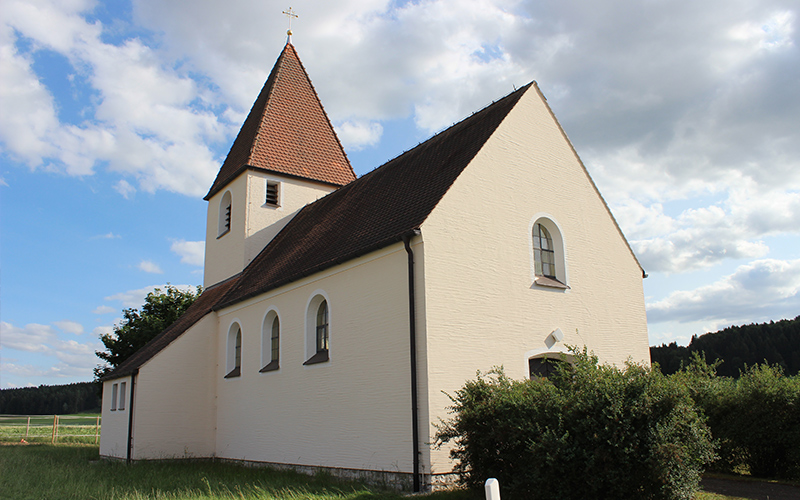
top-left (205, 43), bottom-right (355, 200)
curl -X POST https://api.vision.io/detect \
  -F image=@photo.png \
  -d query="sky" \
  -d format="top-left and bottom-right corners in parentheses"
top-left (1, 0), bottom-right (798, 389)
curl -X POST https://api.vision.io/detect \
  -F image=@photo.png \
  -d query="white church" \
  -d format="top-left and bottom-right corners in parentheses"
top-left (100, 39), bottom-right (650, 491)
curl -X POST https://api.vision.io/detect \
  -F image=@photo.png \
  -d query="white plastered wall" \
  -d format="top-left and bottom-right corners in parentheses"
top-left (204, 172), bottom-right (336, 287)
top-left (419, 84), bottom-right (650, 473)
top-left (126, 314), bottom-right (218, 459)
top-left (99, 374), bottom-right (134, 458)
top-left (213, 244), bottom-right (419, 474)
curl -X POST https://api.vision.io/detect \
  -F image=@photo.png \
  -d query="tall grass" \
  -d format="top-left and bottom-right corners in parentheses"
top-left (0, 444), bottom-right (476, 500)
top-left (0, 444), bottom-right (743, 500)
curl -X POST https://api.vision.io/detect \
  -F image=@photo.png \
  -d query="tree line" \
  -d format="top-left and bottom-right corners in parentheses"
top-left (651, 315), bottom-right (800, 377)
top-left (0, 382), bottom-right (101, 415)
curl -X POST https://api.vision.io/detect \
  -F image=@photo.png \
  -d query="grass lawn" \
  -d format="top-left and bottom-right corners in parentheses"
top-left (0, 443), bottom-right (745, 500)
top-left (0, 414), bottom-right (101, 444)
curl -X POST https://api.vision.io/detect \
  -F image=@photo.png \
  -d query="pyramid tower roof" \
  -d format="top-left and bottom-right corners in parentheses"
top-left (205, 43), bottom-right (355, 200)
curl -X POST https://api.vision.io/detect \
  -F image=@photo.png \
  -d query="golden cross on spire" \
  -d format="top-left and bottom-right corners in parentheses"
top-left (282, 7), bottom-right (298, 36)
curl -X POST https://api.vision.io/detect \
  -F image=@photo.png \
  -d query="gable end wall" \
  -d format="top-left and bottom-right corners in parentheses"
top-left (419, 84), bottom-right (650, 473)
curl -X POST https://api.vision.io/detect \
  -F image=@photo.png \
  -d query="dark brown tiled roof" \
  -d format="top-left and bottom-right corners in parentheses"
top-left (205, 43), bottom-right (355, 200)
top-left (102, 276), bottom-right (240, 381)
top-left (215, 84), bottom-right (532, 309)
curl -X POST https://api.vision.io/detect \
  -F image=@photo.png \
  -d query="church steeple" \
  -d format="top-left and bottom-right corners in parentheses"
top-left (205, 43), bottom-right (355, 201)
top-left (202, 42), bottom-right (356, 288)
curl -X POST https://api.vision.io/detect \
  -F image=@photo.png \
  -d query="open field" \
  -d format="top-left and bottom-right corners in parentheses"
top-left (0, 444), bottom-right (756, 500)
top-left (0, 414), bottom-right (101, 444)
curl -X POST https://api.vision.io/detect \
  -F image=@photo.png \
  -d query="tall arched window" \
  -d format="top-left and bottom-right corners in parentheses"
top-left (225, 323), bottom-right (242, 378)
top-left (271, 317), bottom-right (280, 362)
top-left (218, 191), bottom-right (232, 237)
top-left (316, 300), bottom-right (329, 352)
top-left (304, 294), bottom-right (330, 365)
top-left (533, 223), bottom-right (556, 278)
top-left (531, 216), bottom-right (569, 289)
top-left (261, 311), bottom-right (280, 372)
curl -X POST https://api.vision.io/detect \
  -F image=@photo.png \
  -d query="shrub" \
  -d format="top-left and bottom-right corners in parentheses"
top-left (732, 364), bottom-right (800, 478)
top-left (436, 350), bottom-right (716, 500)
top-left (674, 355), bottom-right (800, 479)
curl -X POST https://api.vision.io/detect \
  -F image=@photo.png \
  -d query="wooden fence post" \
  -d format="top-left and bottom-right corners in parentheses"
top-left (51, 415), bottom-right (58, 444)
top-left (485, 478), bottom-right (500, 500)
top-left (25, 416), bottom-right (30, 439)
top-left (95, 416), bottom-right (100, 444)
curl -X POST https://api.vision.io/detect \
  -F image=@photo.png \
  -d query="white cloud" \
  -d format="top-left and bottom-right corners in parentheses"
top-left (114, 179), bottom-right (135, 199)
top-left (92, 325), bottom-right (113, 337)
top-left (92, 305), bottom-right (116, 315)
top-left (54, 320), bottom-right (84, 335)
top-left (335, 120), bottom-right (383, 151)
top-left (170, 239), bottom-right (205, 267)
top-left (91, 232), bottom-right (121, 240)
top-left (0, 322), bottom-right (56, 353)
top-left (0, 0), bottom-right (227, 196)
top-left (138, 260), bottom-right (163, 274)
top-left (647, 258), bottom-right (800, 324)
top-left (619, 180), bottom-right (800, 274)
top-left (105, 284), bottom-right (197, 309)
top-left (0, 320), bottom-right (102, 383)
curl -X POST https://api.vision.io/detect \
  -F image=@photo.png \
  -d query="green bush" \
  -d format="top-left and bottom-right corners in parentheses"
top-left (679, 356), bottom-right (800, 479)
top-left (435, 350), bottom-right (716, 500)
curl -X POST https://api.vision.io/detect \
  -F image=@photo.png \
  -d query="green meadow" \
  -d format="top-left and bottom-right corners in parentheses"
top-left (0, 444), bottom-right (749, 500)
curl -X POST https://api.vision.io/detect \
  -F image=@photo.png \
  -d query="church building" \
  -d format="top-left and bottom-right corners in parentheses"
top-left (99, 39), bottom-right (650, 491)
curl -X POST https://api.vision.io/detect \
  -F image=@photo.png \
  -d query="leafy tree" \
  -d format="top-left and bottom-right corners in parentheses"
top-left (94, 285), bottom-right (201, 381)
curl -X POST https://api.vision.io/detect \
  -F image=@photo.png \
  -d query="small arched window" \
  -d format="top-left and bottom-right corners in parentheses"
top-left (533, 223), bottom-right (556, 278)
top-left (218, 191), bottom-right (232, 237)
top-left (225, 323), bottom-right (242, 378)
top-left (261, 311), bottom-right (280, 372)
top-left (531, 217), bottom-right (569, 289)
top-left (304, 294), bottom-right (330, 365)
top-left (316, 300), bottom-right (329, 352)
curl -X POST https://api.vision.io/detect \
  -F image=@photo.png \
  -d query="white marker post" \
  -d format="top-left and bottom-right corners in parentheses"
top-left (485, 478), bottom-right (501, 500)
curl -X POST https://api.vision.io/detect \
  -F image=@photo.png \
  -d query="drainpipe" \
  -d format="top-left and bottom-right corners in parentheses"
top-left (126, 369), bottom-right (138, 464)
top-left (402, 229), bottom-right (421, 492)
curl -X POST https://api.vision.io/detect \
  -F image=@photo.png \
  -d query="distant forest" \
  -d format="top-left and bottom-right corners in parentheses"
top-left (0, 382), bottom-right (101, 415)
top-left (651, 316), bottom-right (800, 377)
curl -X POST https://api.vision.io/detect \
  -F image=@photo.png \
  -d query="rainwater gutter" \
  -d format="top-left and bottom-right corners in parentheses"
top-left (402, 229), bottom-right (422, 492)
top-left (126, 368), bottom-right (138, 464)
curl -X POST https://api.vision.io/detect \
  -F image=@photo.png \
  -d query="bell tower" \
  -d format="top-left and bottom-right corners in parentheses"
top-left (202, 42), bottom-right (356, 287)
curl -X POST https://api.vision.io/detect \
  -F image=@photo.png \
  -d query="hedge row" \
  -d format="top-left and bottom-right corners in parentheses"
top-left (435, 350), bottom-right (800, 500)
top-left (676, 355), bottom-right (800, 479)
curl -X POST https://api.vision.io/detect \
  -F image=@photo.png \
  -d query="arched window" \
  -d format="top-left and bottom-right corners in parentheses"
top-left (531, 216), bottom-right (569, 289)
top-left (218, 191), bottom-right (232, 237)
top-left (261, 311), bottom-right (280, 372)
top-left (316, 300), bottom-right (329, 352)
top-left (271, 317), bottom-right (280, 362)
top-left (225, 323), bottom-right (242, 378)
top-left (304, 294), bottom-right (330, 365)
top-left (533, 223), bottom-right (556, 278)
